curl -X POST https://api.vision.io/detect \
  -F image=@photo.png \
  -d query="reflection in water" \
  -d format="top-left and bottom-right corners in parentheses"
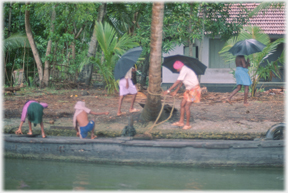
top-left (73, 171), bottom-right (90, 190)
top-left (4, 158), bottom-right (284, 190)
top-left (185, 181), bottom-right (202, 190)
top-left (17, 180), bottom-right (29, 189)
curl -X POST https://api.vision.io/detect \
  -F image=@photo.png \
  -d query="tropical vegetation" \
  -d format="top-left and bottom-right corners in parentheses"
top-left (219, 26), bottom-right (284, 97)
top-left (3, 2), bottom-right (251, 89)
top-left (3, 2), bottom-right (285, 121)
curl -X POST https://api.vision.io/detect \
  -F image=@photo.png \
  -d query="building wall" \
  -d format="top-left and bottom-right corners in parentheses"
top-left (162, 37), bottom-right (284, 84)
top-left (162, 45), bottom-right (184, 83)
top-left (162, 37), bottom-right (236, 84)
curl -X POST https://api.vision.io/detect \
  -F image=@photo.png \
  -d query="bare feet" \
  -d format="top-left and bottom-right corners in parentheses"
top-left (27, 132), bottom-right (33, 135)
top-left (15, 129), bottom-right (23, 135)
top-left (227, 99), bottom-right (233, 105)
top-left (182, 125), bottom-right (192, 130)
top-left (42, 135), bottom-right (47, 138)
top-left (171, 122), bottom-right (185, 127)
top-left (129, 108), bottom-right (140, 113)
top-left (244, 103), bottom-right (251, 107)
top-left (91, 135), bottom-right (97, 139)
top-left (117, 112), bottom-right (126, 116)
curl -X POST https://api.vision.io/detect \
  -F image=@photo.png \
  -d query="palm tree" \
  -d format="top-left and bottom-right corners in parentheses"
top-left (219, 26), bottom-right (284, 97)
top-left (140, 2), bottom-right (165, 122)
top-left (84, 21), bottom-right (139, 94)
top-left (4, 33), bottom-right (31, 86)
top-left (4, 33), bottom-right (30, 52)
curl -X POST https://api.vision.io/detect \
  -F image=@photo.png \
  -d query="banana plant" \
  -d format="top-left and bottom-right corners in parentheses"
top-left (248, 38), bottom-right (284, 96)
top-left (90, 21), bottom-right (139, 94)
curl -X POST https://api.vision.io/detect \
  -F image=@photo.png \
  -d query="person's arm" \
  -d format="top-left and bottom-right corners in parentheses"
top-left (20, 103), bottom-right (30, 122)
top-left (245, 58), bottom-right (250, 68)
top-left (90, 111), bottom-right (109, 115)
top-left (125, 78), bottom-right (129, 89)
top-left (15, 121), bottom-right (24, 134)
top-left (163, 80), bottom-right (182, 95)
top-left (75, 121), bottom-right (79, 136)
top-left (171, 82), bottom-right (183, 96)
top-left (241, 57), bottom-right (247, 68)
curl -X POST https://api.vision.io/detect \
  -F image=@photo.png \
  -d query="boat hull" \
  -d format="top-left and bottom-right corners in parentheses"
top-left (4, 135), bottom-right (284, 167)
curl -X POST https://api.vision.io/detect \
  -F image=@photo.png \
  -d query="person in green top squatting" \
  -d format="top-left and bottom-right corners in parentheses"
top-left (15, 100), bottom-right (48, 138)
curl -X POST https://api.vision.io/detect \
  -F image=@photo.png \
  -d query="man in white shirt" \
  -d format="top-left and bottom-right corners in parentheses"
top-left (117, 67), bottom-right (140, 116)
top-left (163, 61), bottom-right (201, 130)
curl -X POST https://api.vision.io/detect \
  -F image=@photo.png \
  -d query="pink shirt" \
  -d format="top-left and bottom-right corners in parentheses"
top-left (73, 101), bottom-right (91, 127)
top-left (21, 100), bottom-right (48, 122)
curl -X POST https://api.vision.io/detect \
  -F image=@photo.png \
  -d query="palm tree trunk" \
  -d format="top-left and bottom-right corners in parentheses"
top-left (140, 53), bottom-right (150, 91)
top-left (25, 2), bottom-right (44, 87)
top-left (78, 3), bottom-right (106, 86)
top-left (43, 4), bottom-right (56, 87)
top-left (140, 2), bottom-right (165, 122)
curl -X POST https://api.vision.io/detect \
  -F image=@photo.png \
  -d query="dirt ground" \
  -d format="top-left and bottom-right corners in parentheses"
top-left (3, 86), bottom-right (285, 139)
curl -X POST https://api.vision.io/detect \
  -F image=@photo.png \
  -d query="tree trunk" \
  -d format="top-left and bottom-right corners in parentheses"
top-left (251, 77), bottom-right (258, 97)
top-left (77, 3), bottom-right (106, 86)
top-left (188, 3), bottom-right (194, 57)
top-left (43, 5), bottom-right (56, 87)
top-left (8, 2), bottom-right (12, 37)
top-left (140, 2), bottom-right (165, 122)
top-left (197, 4), bottom-right (206, 83)
top-left (198, 4), bottom-right (205, 63)
top-left (25, 2), bottom-right (44, 87)
top-left (51, 42), bottom-right (58, 79)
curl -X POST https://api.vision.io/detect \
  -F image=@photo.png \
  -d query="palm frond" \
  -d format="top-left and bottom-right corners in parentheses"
top-left (238, 26), bottom-right (270, 45)
top-left (248, 2), bottom-right (271, 17)
top-left (248, 2), bottom-right (284, 18)
top-left (4, 33), bottom-right (30, 51)
top-left (95, 21), bottom-right (117, 57)
top-left (218, 36), bottom-right (239, 64)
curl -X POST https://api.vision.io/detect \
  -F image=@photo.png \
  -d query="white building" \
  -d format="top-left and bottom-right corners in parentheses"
top-left (162, 3), bottom-right (285, 90)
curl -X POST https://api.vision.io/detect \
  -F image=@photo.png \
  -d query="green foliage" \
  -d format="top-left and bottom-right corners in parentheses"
top-left (219, 26), bottom-right (284, 97)
top-left (204, 3), bottom-right (249, 40)
top-left (93, 21), bottom-right (139, 94)
top-left (4, 33), bottom-right (30, 51)
top-left (248, 2), bottom-right (284, 18)
top-left (249, 37), bottom-right (284, 90)
top-left (2, 2), bottom-right (261, 90)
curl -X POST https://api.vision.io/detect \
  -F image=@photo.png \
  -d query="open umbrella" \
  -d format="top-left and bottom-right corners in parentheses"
top-left (114, 46), bottom-right (142, 80)
top-left (162, 55), bottom-right (207, 75)
top-left (228, 39), bottom-right (266, 56)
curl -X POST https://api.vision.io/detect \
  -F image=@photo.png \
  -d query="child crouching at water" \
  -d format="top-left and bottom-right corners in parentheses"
top-left (15, 100), bottom-right (48, 138)
top-left (73, 101), bottom-right (109, 139)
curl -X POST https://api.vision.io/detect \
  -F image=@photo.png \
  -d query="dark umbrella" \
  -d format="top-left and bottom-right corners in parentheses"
top-left (114, 46), bottom-right (142, 80)
top-left (162, 55), bottom-right (207, 75)
top-left (228, 39), bottom-right (266, 56)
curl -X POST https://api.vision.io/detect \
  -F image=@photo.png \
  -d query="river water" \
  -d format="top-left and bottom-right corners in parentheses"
top-left (4, 158), bottom-right (284, 190)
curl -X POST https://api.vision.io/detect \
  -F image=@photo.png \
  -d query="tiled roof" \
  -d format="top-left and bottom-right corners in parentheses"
top-left (228, 3), bottom-right (285, 35)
